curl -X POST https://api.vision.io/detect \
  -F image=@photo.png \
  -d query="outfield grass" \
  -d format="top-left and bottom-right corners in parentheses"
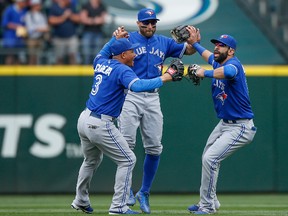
top-left (0, 194), bottom-right (287, 215)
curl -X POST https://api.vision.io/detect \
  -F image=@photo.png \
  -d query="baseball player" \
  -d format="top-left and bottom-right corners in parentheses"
top-left (70, 30), bottom-right (184, 214)
top-left (113, 8), bottom-right (198, 214)
top-left (185, 27), bottom-right (257, 214)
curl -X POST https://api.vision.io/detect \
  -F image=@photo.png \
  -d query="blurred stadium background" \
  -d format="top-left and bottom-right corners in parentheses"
top-left (0, 0), bottom-right (287, 195)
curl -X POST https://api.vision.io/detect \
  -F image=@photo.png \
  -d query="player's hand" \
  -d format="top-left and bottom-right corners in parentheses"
top-left (186, 26), bottom-right (200, 45)
top-left (115, 30), bottom-right (129, 39)
top-left (113, 26), bottom-right (129, 39)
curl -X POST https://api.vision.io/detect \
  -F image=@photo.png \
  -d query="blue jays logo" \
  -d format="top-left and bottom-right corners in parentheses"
top-left (104, 0), bottom-right (218, 30)
top-left (156, 63), bottom-right (163, 75)
top-left (216, 91), bottom-right (228, 105)
top-left (146, 10), bottom-right (155, 16)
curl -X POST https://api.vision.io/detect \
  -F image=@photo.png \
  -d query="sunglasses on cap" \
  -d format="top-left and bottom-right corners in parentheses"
top-left (214, 42), bottom-right (227, 47)
top-left (141, 20), bottom-right (158, 25)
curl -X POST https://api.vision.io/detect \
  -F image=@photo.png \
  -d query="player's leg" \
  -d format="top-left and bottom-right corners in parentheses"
top-left (96, 121), bottom-right (138, 214)
top-left (198, 120), bottom-right (256, 214)
top-left (136, 94), bottom-right (163, 214)
top-left (72, 139), bottom-right (103, 213)
top-left (119, 92), bottom-right (143, 151)
top-left (192, 121), bottom-right (223, 214)
top-left (188, 121), bottom-right (222, 213)
top-left (72, 110), bottom-right (103, 214)
top-left (119, 92), bottom-right (143, 206)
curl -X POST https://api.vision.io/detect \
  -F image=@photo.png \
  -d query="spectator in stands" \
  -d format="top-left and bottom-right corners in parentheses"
top-left (24, 0), bottom-right (49, 65)
top-left (48, 0), bottom-right (80, 65)
top-left (70, 0), bottom-right (78, 9)
top-left (80, 0), bottom-right (107, 65)
top-left (1, 0), bottom-right (28, 64)
top-left (0, 1), bottom-right (13, 27)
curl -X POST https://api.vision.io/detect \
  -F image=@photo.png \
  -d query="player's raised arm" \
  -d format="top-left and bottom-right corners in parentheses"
top-left (186, 26), bottom-right (212, 62)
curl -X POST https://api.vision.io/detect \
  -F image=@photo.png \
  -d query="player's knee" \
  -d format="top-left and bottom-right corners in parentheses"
top-left (125, 153), bottom-right (136, 169)
top-left (128, 142), bottom-right (136, 151)
top-left (84, 154), bottom-right (103, 167)
top-left (122, 136), bottom-right (136, 150)
top-left (130, 152), bottom-right (136, 163)
top-left (145, 145), bottom-right (163, 155)
top-left (202, 154), bottom-right (212, 165)
top-left (202, 155), bottom-right (219, 170)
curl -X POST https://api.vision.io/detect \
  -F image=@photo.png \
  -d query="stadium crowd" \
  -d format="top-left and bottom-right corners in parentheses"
top-left (1, 0), bottom-right (287, 65)
top-left (0, 0), bottom-right (108, 65)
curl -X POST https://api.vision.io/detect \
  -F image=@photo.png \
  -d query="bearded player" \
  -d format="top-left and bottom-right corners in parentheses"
top-left (113, 8), bottom-right (198, 214)
top-left (185, 27), bottom-right (257, 214)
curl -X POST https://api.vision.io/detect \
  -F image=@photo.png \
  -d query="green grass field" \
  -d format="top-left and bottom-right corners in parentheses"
top-left (0, 194), bottom-right (287, 216)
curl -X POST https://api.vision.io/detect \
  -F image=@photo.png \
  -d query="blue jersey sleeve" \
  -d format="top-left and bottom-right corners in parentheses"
top-left (223, 64), bottom-right (238, 79)
top-left (99, 37), bottom-right (116, 58)
top-left (117, 64), bottom-right (140, 89)
top-left (130, 78), bottom-right (163, 92)
top-left (93, 37), bottom-right (116, 67)
top-left (166, 37), bottom-right (186, 58)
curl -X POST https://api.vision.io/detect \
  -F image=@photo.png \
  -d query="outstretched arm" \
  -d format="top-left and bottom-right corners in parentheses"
top-left (131, 59), bottom-right (184, 92)
top-left (194, 64), bottom-right (237, 79)
top-left (186, 26), bottom-right (213, 62)
top-left (130, 72), bottom-right (174, 92)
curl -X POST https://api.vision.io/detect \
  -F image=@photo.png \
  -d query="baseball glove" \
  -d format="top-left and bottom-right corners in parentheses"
top-left (170, 25), bottom-right (190, 43)
top-left (165, 59), bottom-right (184, 81)
top-left (187, 64), bottom-right (202, 85)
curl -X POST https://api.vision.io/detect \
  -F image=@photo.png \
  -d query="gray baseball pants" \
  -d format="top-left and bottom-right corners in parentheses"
top-left (72, 109), bottom-right (136, 213)
top-left (199, 119), bottom-right (257, 213)
top-left (119, 91), bottom-right (163, 155)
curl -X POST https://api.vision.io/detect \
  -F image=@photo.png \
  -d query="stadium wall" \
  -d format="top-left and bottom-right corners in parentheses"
top-left (0, 66), bottom-right (287, 193)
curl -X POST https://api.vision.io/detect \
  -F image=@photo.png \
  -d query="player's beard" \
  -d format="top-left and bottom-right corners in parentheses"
top-left (214, 50), bottom-right (228, 64)
top-left (139, 26), bottom-right (156, 38)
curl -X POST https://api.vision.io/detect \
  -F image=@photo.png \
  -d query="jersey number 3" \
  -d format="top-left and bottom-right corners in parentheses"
top-left (91, 74), bottom-right (102, 95)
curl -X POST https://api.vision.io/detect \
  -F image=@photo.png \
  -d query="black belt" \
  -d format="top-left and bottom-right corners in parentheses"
top-left (223, 119), bottom-right (251, 124)
top-left (90, 111), bottom-right (116, 121)
top-left (146, 88), bottom-right (159, 93)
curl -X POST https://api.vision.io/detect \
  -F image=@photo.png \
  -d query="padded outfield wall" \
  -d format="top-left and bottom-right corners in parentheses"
top-left (0, 66), bottom-right (287, 193)
top-left (1, 0), bottom-right (287, 193)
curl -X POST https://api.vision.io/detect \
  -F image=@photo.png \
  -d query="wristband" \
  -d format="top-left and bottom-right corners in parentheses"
top-left (204, 70), bottom-right (214, 78)
top-left (192, 42), bottom-right (206, 55)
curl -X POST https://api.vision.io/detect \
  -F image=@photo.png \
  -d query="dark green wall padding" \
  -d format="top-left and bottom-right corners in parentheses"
top-left (0, 72), bottom-right (287, 193)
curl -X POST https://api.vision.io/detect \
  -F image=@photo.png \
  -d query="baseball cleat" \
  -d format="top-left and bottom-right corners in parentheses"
top-left (188, 201), bottom-right (220, 213)
top-left (71, 202), bottom-right (93, 214)
top-left (193, 210), bottom-right (210, 214)
top-left (192, 208), bottom-right (216, 215)
top-left (109, 209), bottom-right (140, 214)
top-left (188, 204), bottom-right (199, 212)
top-left (214, 200), bottom-right (221, 210)
top-left (127, 189), bottom-right (136, 206)
top-left (135, 191), bottom-right (150, 214)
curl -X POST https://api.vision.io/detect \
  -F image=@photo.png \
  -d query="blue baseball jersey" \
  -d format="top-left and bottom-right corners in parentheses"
top-left (209, 56), bottom-right (254, 120)
top-left (86, 38), bottom-right (164, 118)
top-left (1, 4), bottom-right (27, 47)
top-left (128, 31), bottom-right (186, 78)
top-left (86, 56), bottom-right (139, 118)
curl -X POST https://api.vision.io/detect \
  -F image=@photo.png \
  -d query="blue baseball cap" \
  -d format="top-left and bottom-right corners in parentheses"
top-left (138, 8), bottom-right (159, 22)
top-left (110, 38), bottom-right (139, 56)
top-left (211, 34), bottom-right (237, 49)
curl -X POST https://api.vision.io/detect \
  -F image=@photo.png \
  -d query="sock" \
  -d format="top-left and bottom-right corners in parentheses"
top-left (140, 154), bottom-right (160, 193)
